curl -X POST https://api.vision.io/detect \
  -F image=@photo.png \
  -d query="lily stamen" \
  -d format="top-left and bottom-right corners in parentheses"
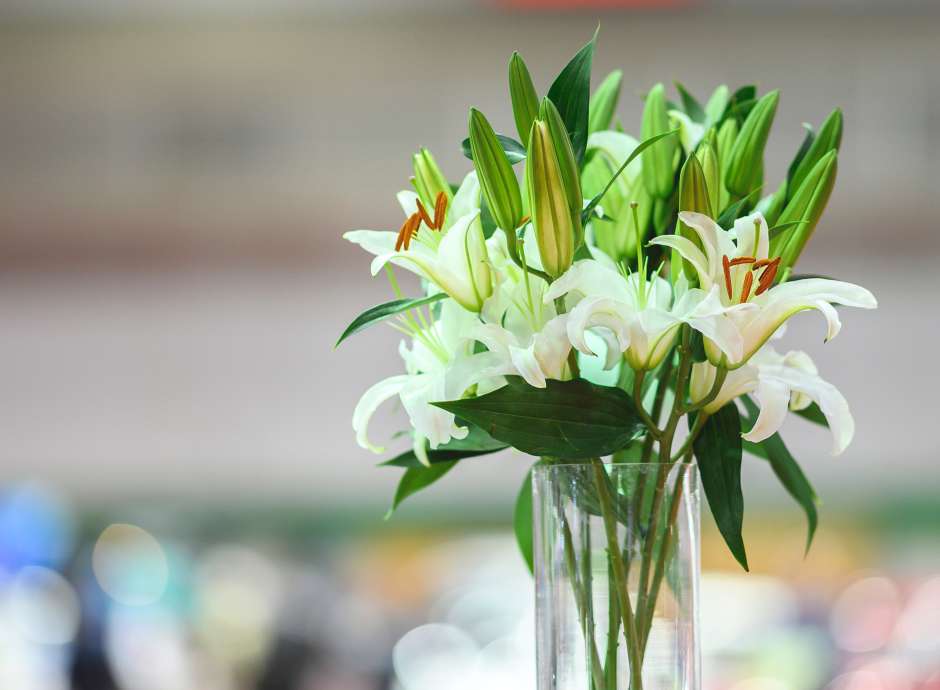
top-left (432, 191), bottom-right (448, 230)
top-left (728, 256), bottom-right (756, 267)
top-left (740, 271), bottom-right (754, 303)
top-left (416, 200), bottom-right (434, 229)
top-left (395, 213), bottom-right (421, 251)
top-left (722, 255), bottom-right (733, 300)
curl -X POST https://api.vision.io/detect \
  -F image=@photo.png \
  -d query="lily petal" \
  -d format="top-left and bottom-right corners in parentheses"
top-left (741, 377), bottom-right (790, 443)
top-left (352, 374), bottom-right (409, 453)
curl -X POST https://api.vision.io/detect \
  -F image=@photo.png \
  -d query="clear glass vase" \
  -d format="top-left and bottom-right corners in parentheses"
top-left (533, 462), bottom-right (701, 690)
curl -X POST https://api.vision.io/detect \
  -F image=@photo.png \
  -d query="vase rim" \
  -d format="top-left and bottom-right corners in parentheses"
top-left (533, 461), bottom-right (698, 470)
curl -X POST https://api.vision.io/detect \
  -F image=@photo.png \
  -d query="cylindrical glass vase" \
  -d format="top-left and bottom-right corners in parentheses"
top-left (533, 462), bottom-right (701, 690)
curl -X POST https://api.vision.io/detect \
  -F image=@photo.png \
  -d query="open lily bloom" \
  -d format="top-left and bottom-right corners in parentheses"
top-left (344, 172), bottom-right (493, 312)
top-left (690, 344), bottom-right (855, 455)
top-left (352, 300), bottom-right (505, 465)
top-left (544, 259), bottom-right (745, 371)
top-left (650, 211), bottom-right (877, 366)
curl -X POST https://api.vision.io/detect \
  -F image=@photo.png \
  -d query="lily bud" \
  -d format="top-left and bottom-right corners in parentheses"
top-left (704, 84), bottom-right (729, 125)
top-left (468, 108), bottom-right (523, 246)
top-left (412, 148), bottom-right (452, 208)
top-left (676, 153), bottom-right (713, 280)
top-left (696, 130), bottom-right (721, 216)
top-left (509, 52), bottom-right (539, 144)
top-left (641, 83), bottom-right (678, 199)
top-left (788, 108), bottom-right (842, 197)
top-left (724, 90), bottom-right (779, 198)
top-left (527, 120), bottom-right (576, 277)
top-left (715, 117), bottom-right (738, 210)
top-left (588, 69), bottom-right (623, 135)
top-left (539, 98), bottom-right (583, 248)
top-left (772, 150), bottom-right (838, 272)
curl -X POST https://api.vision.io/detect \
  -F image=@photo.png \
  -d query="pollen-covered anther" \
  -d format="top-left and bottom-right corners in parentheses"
top-left (432, 192), bottom-right (448, 230)
top-left (722, 255), bottom-right (733, 300)
top-left (740, 271), bottom-right (754, 303)
top-left (396, 213), bottom-right (421, 251)
top-left (416, 199), bottom-right (434, 229)
top-left (728, 256), bottom-right (756, 267)
top-left (755, 257), bottom-right (781, 295)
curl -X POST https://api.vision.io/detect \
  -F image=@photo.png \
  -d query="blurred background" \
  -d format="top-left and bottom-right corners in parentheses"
top-left (1, 1), bottom-right (939, 689)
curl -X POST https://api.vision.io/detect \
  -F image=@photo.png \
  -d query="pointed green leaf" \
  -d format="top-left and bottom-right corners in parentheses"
top-left (785, 123), bottom-right (816, 189)
top-left (387, 461), bottom-right (458, 516)
top-left (704, 84), bottom-right (729, 125)
top-left (433, 376), bottom-right (644, 459)
top-left (675, 81), bottom-right (706, 123)
top-left (546, 30), bottom-right (597, 164)
top-left (461, 133), bottom-right (526, 165)
top-left (515, 468), bottom-right (535, 573)
top-left (789, 108), bottom-right (842, 198)
top-left (742, 396), bottom-right (819, 552)
top-left (693, 405), bottom-right (748, 571)
top-left (335, 293), bottom-right (446, 347)
top-left (380, 424), bottom-right (507, 468)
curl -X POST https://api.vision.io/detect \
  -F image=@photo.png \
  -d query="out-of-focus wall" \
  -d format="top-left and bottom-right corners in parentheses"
top-left (0, 5), bottom-right (937, 505)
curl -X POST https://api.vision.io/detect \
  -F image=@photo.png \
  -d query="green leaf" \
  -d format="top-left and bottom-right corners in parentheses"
top-left (380, 425), bottom-right (507, 468)
top-left (742, 396), bottom-right (819, 552)
top-left (546, 29), bottom-right (597, 164)
top-left (461, 133), bottom-right (526, 165)
top-left (674, 81), bottom-right (706, 123)
top-left (515, 468), bottom-right (535, 573)
top-left (581, 129), bottom-right (679, 224)
top-left (335, 293), bottom-right (446, 347)
top-left (693, 405), bottom-right (748, 571)
top-left (786, 123), bottom-right (816, 188)
top-left (715, 187), bottom-right (760, 227)
top-left (433, 376), bottom-right (644, 459)
top-left (387, 461), bottom-right (458, 516)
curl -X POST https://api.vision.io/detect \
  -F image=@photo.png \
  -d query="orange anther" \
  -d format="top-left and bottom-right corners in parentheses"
top-left (395, 213), bottom-right (420, 251)
top-left (728, 256), bottom-right (756, 267)
top-left (740, 271), bottom-right (754, 303)
top-left (416, 199), bottom-right (434, 229)
top-left (722, 255), bottom-right (733, 300)
top-left (432, 192), bottom-right (448, 230)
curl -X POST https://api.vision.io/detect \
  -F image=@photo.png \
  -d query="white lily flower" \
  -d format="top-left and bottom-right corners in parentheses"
top-left (352, 300), bottom-right (504, 465)
top-left (544, 259), bottom-right (746, 371)
top-left (650, 211), bottom-right (877, 366)
top-left (344, 172), bottom-right (493, 312)
top-left (690, 344), bottom-right (855, 455)
top-left (466, 230), bottom-right (575, 388)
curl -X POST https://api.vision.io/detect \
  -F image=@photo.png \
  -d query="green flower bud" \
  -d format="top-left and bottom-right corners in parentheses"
top-left (696, 130), bottom-right (721, 216)
top-left (755, 180), bottom-right (787, 226)
top-left (468, 108), bottom-right (523, 242)
top-left (724, 90), bottom-right (779, 198)
top-left (676, 152), bottom-right (713, 280)
top-left (588, 69), bottom-right (623, 135)
top-left (412, 148), bottom-right (453, 208)
top-left (788, 108), bottom-right (842, 198)
top-left (509, 52), bottom-right (539, 144)
top-left (527, 120), bottom-right (576, 277)
top-left (539, 98), bottom-right (583, 247)
top-left (771, 150), bottom-right (837, 272)
top-left (641, 83), bottom-right (678, 199)
top-left (704, 84), bottom-right (729, 125)
top-left (715, 117), bottom-right (738, 211)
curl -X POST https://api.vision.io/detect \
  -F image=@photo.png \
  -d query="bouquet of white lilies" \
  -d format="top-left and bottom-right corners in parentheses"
top-left (338, 31), bottom-right (876, 576)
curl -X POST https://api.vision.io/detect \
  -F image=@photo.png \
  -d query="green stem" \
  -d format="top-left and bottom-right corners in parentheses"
top-left (639, 456), bottom-right (692, 657)
top-left (592, 460), bottom-right (643, 690)
top-left (632, 370), bottom-right (661, 440)
top-left (561, 509), bottom-right (608, 690)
